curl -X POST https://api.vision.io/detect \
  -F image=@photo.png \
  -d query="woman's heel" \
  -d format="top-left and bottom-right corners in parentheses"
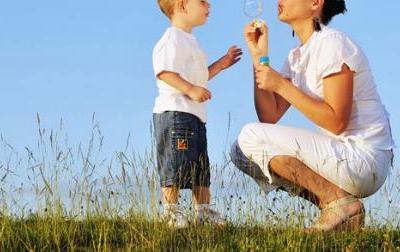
top-left (336, 211), bottom-right (365, 231)
top-left (305, 196), bottom-right (365, 233)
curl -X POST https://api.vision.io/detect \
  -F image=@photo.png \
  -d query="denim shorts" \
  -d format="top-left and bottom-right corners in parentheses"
top-left (153, 111), bottom-right (210, 189)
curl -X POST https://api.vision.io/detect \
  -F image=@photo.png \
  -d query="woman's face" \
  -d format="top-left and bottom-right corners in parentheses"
top-left (277, 0), bottom-right (318, 24)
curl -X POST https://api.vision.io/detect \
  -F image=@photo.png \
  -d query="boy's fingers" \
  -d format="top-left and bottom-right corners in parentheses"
top-left (228, 46), bottom-right (241, 54)
top-left (201, 90), bottom-right (210, 101)
top-left (232, 58), bottom-right (241, 65)
top-left (232, 46), bottom-right (241, 51)
top-left (235, 51), bottom-right (243, 57)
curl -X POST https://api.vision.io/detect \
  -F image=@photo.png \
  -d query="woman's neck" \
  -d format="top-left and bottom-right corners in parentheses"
top-left (292, 19), bottom-right (315, 45)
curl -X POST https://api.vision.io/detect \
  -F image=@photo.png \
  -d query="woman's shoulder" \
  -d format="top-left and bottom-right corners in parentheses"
top-left (312, 26), bottom-right (364, 56)
top-left (314, 26), bottom-right (369, 75)
top-left (316, 26), bottom-right (353, 44)
top-left (287, 27), bottom-right (349, 54)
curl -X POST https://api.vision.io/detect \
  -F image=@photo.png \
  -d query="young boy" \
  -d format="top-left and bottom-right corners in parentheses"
top-left (153, 0), bottom-right (242, 228)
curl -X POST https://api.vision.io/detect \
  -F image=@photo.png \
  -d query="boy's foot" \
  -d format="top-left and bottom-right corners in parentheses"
top-left (195, 208), bottom-right (226, 226)
top-left (163, 207), bottom-right (189, 229)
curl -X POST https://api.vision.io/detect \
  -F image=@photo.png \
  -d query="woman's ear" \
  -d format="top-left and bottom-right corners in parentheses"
top-left (312, 0), bottom-right (324, 12)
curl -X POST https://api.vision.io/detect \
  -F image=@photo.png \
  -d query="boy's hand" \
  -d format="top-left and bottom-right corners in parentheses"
top-left (186, 86), bottom-right (212, 103)
top-left (158, 71), bottom-right (211, 102)
top-left (218, 46), bottom-right (242, 70)
top-left (208, 46), bottom-right (242, 80)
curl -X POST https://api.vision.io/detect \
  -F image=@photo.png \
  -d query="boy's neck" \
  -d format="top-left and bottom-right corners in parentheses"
top-left (171, 19), bottom-right (193, 33)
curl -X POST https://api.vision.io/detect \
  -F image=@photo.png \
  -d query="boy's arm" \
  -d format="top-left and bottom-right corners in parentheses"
top-left (208, 46), bottom-right (242, 80)
top-left (158, 71), bottom-right (212, 103)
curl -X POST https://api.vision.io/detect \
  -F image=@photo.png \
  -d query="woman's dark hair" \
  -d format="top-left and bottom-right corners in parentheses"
top-left (320, 0), bottom-right (347, 25)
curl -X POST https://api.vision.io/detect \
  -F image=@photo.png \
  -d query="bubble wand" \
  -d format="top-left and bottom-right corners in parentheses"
top-left (243, 0), bottom-right (264, 28)
top-left (244, 0), bottom-right (269, 66)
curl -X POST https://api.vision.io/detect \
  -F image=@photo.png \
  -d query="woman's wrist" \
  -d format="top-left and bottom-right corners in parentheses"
top-left (275, 77), bottom-right (290, 94)
top-left (251, 53), bottom-right (261, 65)
top-left (252, 54), bottom-right (268, 65)
top-left (259, 56), bottom-right (270, 66)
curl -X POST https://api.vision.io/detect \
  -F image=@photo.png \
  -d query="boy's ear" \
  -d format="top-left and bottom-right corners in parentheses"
top-left (176, 0), bottom-right (188, 13)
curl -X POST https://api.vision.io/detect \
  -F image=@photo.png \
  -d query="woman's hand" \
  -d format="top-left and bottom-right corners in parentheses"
top-left (244, 21), bottom-right (268, 63)
top-left (255, 64), bottom-right (287, 92)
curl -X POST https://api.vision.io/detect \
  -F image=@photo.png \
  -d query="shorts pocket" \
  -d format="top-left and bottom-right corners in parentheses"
top-left (171, 129), bottom-right (194, 152)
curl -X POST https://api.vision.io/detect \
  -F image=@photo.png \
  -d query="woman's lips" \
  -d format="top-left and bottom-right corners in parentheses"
top-left (278, 5), bottom-right (283, 14)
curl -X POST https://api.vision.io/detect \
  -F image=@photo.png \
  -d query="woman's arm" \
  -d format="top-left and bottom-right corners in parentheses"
top-left (253, 67), bottom-right (291, 123)
top-left (256, 64), bottom-right (354, 135)
top-left (244, 23), bottom-right (291, 123)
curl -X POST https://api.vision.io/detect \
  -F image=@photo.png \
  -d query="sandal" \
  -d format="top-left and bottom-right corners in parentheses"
top-left (305, 195), bottom-right (365, 233)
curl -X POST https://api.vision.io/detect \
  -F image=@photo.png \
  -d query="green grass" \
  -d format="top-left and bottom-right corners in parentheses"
top-left (0, 213), bottom-right (399, 251)
top-left (0, 214), bottom-right (399, 251)
top-left (0, 115), bottom-right (399, 250)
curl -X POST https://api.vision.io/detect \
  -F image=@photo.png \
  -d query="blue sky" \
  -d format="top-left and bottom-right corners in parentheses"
top-left (0, 0), bottom-right (400, 162)
top-left (0, 1), bottom-right (399, 180)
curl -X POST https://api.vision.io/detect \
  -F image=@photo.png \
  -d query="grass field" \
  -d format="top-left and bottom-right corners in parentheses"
top-left (0, 116), bottom-right (399, 250)
top-left (1, 214), bottom-right (400, 251)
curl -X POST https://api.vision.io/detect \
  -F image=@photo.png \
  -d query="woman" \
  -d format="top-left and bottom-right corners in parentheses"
top-left (230, 0), bottom-right (395, 232)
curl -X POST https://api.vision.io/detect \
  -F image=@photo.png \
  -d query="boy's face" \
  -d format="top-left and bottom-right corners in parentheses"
top-left (182, 0), bottom-right (210, 26)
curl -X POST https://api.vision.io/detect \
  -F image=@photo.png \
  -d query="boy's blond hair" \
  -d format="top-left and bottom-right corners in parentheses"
top-left (157, 0), bottom-right (177, 19)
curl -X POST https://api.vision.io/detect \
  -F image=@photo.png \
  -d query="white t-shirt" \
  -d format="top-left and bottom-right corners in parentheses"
top-left (281, 26), bottom-right (395, 151)
top-left (152, 26), bottom-right (209, 122)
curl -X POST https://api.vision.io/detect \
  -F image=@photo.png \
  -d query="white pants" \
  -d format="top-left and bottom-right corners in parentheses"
top-left (231, 123), bottom-right (392, 198)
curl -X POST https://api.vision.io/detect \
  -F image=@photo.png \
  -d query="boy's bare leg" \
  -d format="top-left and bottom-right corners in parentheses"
top-left (192, 186), bottom-right (210, 204)
top-left (192, 186), bottom-right (225, 225)
top-left (161, 186), bottom-right (189, 228)
top-left (162, 186), bottom-right (179, 204)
